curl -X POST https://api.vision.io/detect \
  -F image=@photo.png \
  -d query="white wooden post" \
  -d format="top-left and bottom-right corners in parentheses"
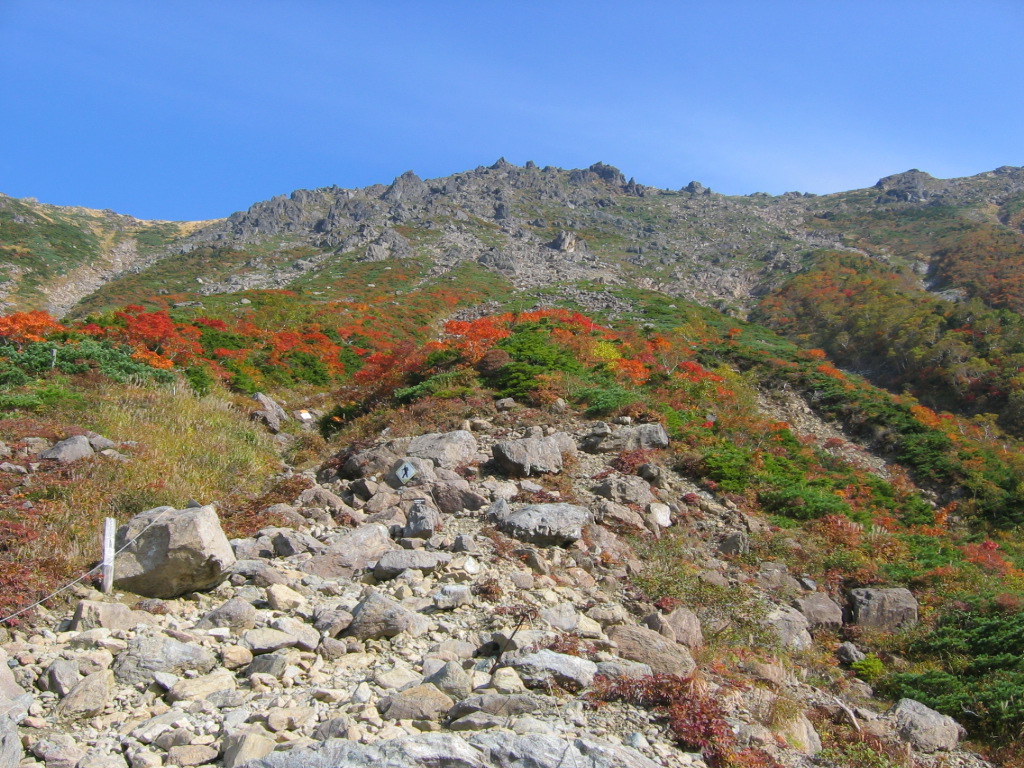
top-left (102, 517), bottom-right (116, 594)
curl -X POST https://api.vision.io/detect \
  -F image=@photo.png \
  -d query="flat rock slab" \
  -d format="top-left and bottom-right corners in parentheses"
top-left (373, 549), bottom-right (451, 581)
top-left (407, 430), bottom-right (478, 468)
top-left (492, 437), bottom-right (563, 477)
top-left (379, 684), bottom-right (454, 721)
top-left (492, 501), bottom-right (593, 547)
top-left (506, 649), bottom-right (597, 691)
top-left (607, 625), bottom-right (695, 676)
top-left (113, 636), bottom-right (217, 686)
top-left (246, 731), bottom-right (661, 768)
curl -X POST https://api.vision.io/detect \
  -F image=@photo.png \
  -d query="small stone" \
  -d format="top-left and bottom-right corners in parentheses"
top-left (266, 584), bottom-right (306, 612)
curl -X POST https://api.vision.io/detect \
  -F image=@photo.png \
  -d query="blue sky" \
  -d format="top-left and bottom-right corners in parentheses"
top-left (1, 1), bottom-right (1022, 221)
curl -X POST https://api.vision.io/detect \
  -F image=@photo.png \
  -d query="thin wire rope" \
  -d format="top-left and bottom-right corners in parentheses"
top-left (0, 506), bottom-right (177, 626)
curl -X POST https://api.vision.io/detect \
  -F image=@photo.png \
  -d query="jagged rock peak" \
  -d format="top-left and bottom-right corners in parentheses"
top-left (489, 157), bottom-right (516, 170)
top-left (382, 170), bottom-right (429, 204)
top-left (873, 169), bottom-right (946, 204)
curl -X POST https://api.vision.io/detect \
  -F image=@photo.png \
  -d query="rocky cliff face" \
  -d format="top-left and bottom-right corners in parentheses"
top-left (8, 160), bottom-right (1020, 319)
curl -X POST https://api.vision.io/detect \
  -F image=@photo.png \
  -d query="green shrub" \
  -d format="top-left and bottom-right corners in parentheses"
top-left (700, 443), bottom-right (752, 493)
top-left (758, 480), bottom-right (851, 520)
top-left (881, 609), bottom-right (1024, 740)
top-left (184, 365), bottom-right (216, 397)
top-left (850, 654), bottom-right (885, 683)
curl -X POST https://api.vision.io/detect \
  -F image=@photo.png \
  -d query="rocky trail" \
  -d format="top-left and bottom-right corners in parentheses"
top-left (0, 400), bottom-right (993, 768)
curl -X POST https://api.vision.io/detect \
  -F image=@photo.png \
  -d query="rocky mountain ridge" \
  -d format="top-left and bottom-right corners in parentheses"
top-left (5, 161), bottom-right (1024, 319)
top-left (0, 398), bottom-right (993, 768)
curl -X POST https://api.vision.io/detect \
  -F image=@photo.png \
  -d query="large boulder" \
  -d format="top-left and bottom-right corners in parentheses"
top-left (580, 423), bottom-right (669, 454)
top-left (766, 605), bottom-right (813, 650)
top-left (849, 587), bottom-right (918, 630)
top-left (506, 650), bottom-right (598, 691)
top-left (890, 698), bottom-right (964, 752)
top-left (55, 670), bottom-right (113, 721)
top-left (113, 505), bottom-right (235, 598)
top-left (345, 590), bottom-right (429, 640)
top-left (492, 437), bottom-right (563, 477)
top-left (607, 625), bottom-right (696, 675)
top-left (592, 476), bottom-right (655, 506)
top-left (407, 430), bottom-right (478, 468)
top-left (373, 550), bottom-right (452, 581)
top-left (246, 731), bottom-right (661, 768)
top-left (793, 592), bottom-right (843, 632)
top-left (113, 636), bottom-right (218, 686)
top-left (490, 500), bottom-right (593, 547)
top-left (39, 435), bottom-right (94, 464)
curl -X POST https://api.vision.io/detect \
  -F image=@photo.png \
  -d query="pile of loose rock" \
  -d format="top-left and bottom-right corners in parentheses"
top-left (0, 414), bottom-right (991, 768)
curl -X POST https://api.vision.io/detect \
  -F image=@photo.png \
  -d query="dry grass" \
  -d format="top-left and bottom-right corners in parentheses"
top-left (0, 378), bottom-right (281, 619)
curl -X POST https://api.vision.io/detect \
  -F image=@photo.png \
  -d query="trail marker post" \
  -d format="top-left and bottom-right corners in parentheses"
top-left (102, 517), bottom-right (116, 594)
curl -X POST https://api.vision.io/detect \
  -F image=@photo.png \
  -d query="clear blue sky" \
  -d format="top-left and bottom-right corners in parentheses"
top-left (2, 1), bottom-right (1022, 221)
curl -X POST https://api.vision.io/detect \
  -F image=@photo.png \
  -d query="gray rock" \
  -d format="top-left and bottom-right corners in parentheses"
top-left (246, 651), bottom-right (291, 678)
top-left (407, 430), bottom-right (478, 468)
top-left (380, 684), bottom-right (454, 721)
top-left (39, 435), bottom-right (94, 464)
top-left (242, 628), bottom-right (299, 654)
top-left (595, 660), bottom-right (653, 679)
top-left (468, 731), bottom-right (663, 768)
top-left (849, 587), bottom-right (919, 630)
top-left (403, 499), bottom-right (442, 539)
top-left (506, 649), bottom-right (597, 691)
top-left (424, 661), bottom-right (474, 700)
top-left (491, 500), bottom-right (593, 547)
top-left (718, 531), bottom-right (749, 555)
top-left (491, 437), bottom-right (563, 477)
top-left (39, 659), bottom-right (81, 696)
top-left (373, 549), bottom-right (451, 580)
top-left (0, 651), bottom-right (25, 708)
top-left (580, 423), bottom-right (669, 454)
top-left (433, 584), bottom-right (474, 610)
top-left (595, 475), bottom-right (655, 506)
top-left (339, 446), bottom-right (401, 479)
top-left (30, 735), bottom-right (84, 768)
top-left (448, 693), bottom-right (547, 720)
top-left (323, 523), bottom-right (396, 571)
top-left (166, 744), bottom-right (219, 766)
top-left (766, 605), bottom-right (813, 650)
top-left (345, 590), bottom-right (428, 640)
top-left (607, 625), bottom-right (696, 675)
top-left (267, 528), bottom-right (324, 557)
top-left (113, 505), bottom-right (236, 598)
top-left (55, 669), bottom-right (112, 721)
top-left (113, 636), bottom-right (218, 686)
top-left (252, 392), bottom-right (289, 433)
top-left (891, 698), bottom-right (964, 752)
top-left (71, 600), bottom-right (151, 632)
top-left (664, 606), bottom-right (703, 649)
top-left (793, 592), bottom-right (843, 632)
top-left (222, 731), bottom-right (276, 768)
top-left (195, 597), bottom-right (257, 633)
top-left (0, 717), bottom-right (23, 768)
top-left (837, 641), bottom-right (866, 665)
